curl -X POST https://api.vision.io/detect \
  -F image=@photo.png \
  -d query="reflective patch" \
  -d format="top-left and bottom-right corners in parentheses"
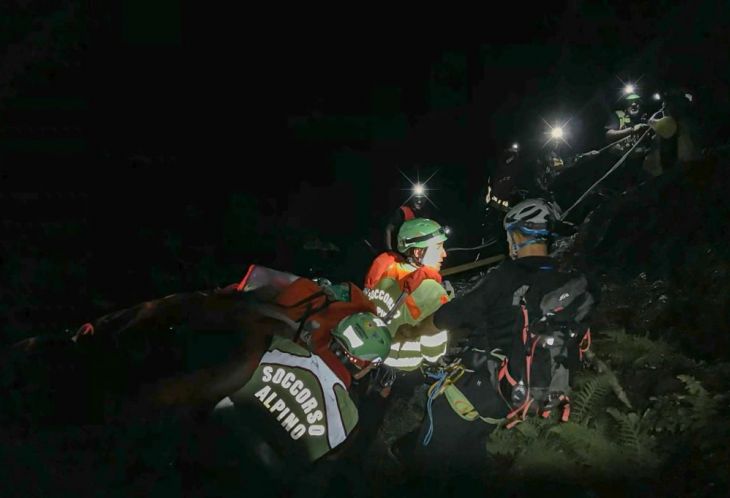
top-left (341, 325), bottom-right (364, 348)
top-left (214, 397), bottom-right (234, 410)
top-left (420, 330), bottom-right (448, 347)
top-left (423, 352), bottom-right (446, 363)
top-left (384, 356), bottom-right (422, 368)
top-left (399, 341), bottom-right (422, 352)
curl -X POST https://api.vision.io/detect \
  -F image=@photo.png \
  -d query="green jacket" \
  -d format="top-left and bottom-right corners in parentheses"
top-left (611, 110), bottom-right (649, 157)
top-left (222, 336), bottom-right (358, 463)
top-left (365, 261), bottom-right (450, 371)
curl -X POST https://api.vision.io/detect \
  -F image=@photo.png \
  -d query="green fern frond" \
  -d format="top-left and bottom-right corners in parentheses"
top-left (593, 330), bottom-right (674, 369)
top-left (676, 375), bottom-right (719, 427)
top-left (487, 418), bottom-right (553, 458)
top-left (548, 422), bottom-right (616, 457)
top-left (677, 374), bottom-right (706, 397)
top-left (546, 421), bottom-right (639, 479)
top-left (633, 348), bottom-right (699, 371)
top-left (511, 440), bottom-right (575, 479)
top-left (514, 419), bottom-right (540, 439)
top-left (606, 408), bottom-right (658, 469)
top-left (487, 425), bottom-right (522, 457)
top-left (571, 374), bottom-right (612, 424)
top-left (642, 399), bottom-right (685, 434)
top-left (606, 408), bottom-right (642, 456)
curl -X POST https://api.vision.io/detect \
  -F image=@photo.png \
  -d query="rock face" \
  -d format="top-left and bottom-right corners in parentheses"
top-left (573, 154), bottom-right (730, 360)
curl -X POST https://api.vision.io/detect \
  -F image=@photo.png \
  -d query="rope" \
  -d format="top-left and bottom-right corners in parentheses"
top-left (422, 371), bottom-right (447, 446)
top-left (446, 237), bottom-right (499, 252)
top-left (560, 128), bottom-right (653, 221)
top-left (362, 238), bottom-right (378, 255)
top-left (593, 134), bottom-right (634, 155)
top-left (382, 291), bottom-right (408, 323)
top-left (441, 254), bottom-right (506, 277)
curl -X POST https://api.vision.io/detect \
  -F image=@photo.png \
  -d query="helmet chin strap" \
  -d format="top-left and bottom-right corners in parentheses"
top-left (332, 341), bottom-right (358, 372)
top-left (406, 248), bottom-right (425, 267)
top-left (508, 231), bottom-right (548, 259)
top-left (408, 242), bottom-right (444, 268)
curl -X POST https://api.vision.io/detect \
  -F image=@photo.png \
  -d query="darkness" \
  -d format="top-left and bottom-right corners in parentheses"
top-left (1, 1), bottom-right (730, 336)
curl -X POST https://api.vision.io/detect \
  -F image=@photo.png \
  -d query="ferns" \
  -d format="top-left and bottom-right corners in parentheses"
top-left (571, 374), bottom-right (612, 423)
top-left (484, 330), bottom-right (729, 486)
top-left (606, 408), bottom-right (658, 470)
top-left (677, 374), bottom-right (717, 422)
top-left (487, 422), bottom-right (522, 458)
top-left (548, 422), bottom-right (624, 471)
top-left (643, 375), bottom-right (721, 442)
top-left (511, 440), bottom-right (576, 479)
top-left (606, 408), bottom-right (642, 457)
top-left (597, 329), bottom-right (670, 366)
top-left (596, 329), bottom-right (698, 372)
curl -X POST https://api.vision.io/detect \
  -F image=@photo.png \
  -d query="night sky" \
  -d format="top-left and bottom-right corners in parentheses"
top-left (1, 1), bottom-right (729, 325)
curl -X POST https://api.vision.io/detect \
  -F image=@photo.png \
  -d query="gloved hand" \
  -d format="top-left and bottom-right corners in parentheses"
top-left (368, 364), bottom-right (398, 398)
top-left (552, 219), bottom-right (577, 237)
top-left (442, 280), bottom-right (455, 299)
top-left (632, 123), bottom-right (649, 134)
top-left (462, 347), bottom-right (492, 373)
top-left (575, 150), bottom-right (599, 161)
top-left (372, 364), bottom-right (397, 389)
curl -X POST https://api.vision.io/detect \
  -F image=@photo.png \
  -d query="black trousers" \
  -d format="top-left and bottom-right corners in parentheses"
top-left (411, 371), bottom-right (508, 472)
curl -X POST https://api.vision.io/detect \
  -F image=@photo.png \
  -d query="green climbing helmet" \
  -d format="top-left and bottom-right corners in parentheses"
top-left (625, 93), bottom-right (641, 102)
top-left (397, 218), bottom-right (448, 253)
top-left (331, 312), bottom-right (391, 365)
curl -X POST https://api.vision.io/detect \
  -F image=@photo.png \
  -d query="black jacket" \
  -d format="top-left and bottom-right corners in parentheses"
top-left (433, 256), bottom-right (595, 352)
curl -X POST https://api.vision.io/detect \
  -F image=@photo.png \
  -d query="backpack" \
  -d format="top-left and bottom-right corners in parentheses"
top-left (274, 275), bottom-right (376, 349)
top-left (495, 273), bottom-right (594, 428)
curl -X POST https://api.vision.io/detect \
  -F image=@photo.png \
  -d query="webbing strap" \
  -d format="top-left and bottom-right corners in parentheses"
top-left (498, 361), bottom-right (517, 386)
top-left (560, 395), bottom-right (571, 422)
top-left (443, 384), bottom-right (503, 425)
top-left (579, 328), bottom-right (592, 361)
top-left (520, 305), bottom-right (529, 344)
top-left (281, 290), bottom-right (327, 310)
top-left (383, 290), bottom-right (408, 323)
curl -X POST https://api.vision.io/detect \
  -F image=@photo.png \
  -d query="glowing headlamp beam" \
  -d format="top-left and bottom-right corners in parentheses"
top-left (540, 116), bottom-right (573, 149)
top-left (399, 169), bottom-right (439, 209)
